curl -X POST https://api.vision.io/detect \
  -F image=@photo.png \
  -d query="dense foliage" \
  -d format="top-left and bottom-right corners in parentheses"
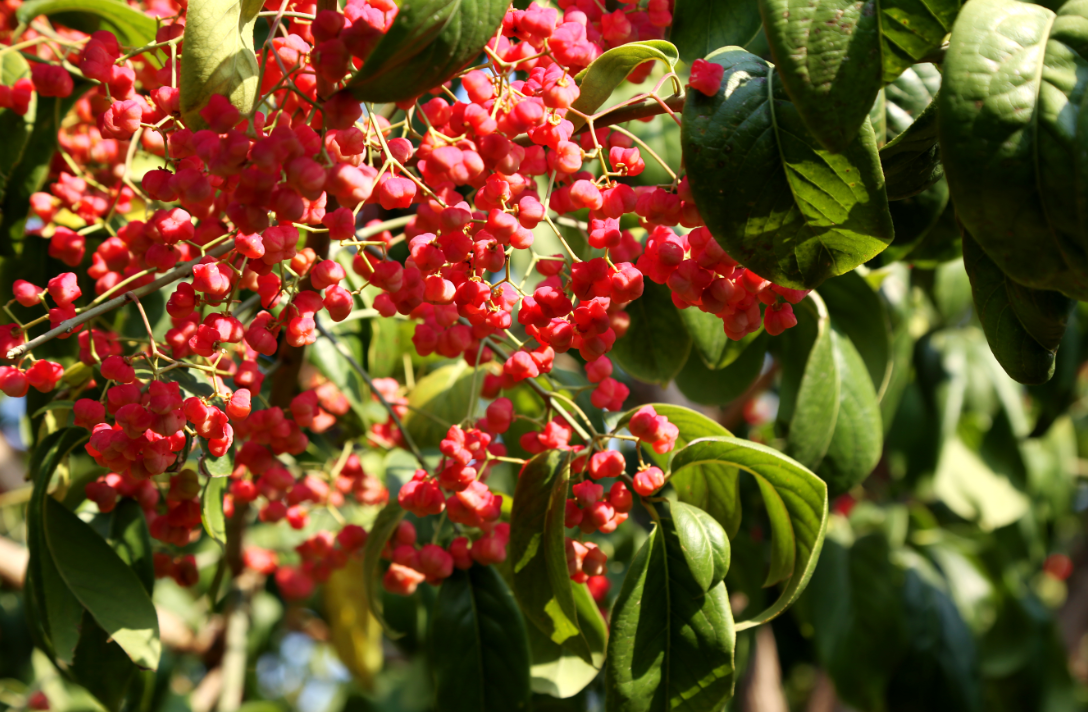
top-left (0, 0), bottom-right (1085, 711)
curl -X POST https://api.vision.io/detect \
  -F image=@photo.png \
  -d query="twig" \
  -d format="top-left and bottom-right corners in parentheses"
top-left (7, 242), bottom-right (234, 360)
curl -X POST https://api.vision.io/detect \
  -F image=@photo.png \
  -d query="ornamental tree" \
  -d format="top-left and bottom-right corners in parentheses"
top-left (0, 0), bottom-right (1085, 710)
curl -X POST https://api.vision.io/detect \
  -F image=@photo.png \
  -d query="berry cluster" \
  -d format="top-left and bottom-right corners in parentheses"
top-left (3, 0), bottom-right (803, 599)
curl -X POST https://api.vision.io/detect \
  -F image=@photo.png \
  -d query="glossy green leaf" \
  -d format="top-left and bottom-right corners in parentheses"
top-left (25, 427), bottom-right (89, 665)
top-left (668, 436), bottom-right (829, 629)
top-left (201, 474), bottom-right (228, 547)
top-left (361, 502), bottom-right (405, 637)
top-left (347, 0), bottom-right (508, 103)
top-left (678, 304), bottom-right (762, 369)
top-left (883, 177), bottom-right (951, 263)
top-left (962, 233), bottom-right (1072, 385)
top-left (681, 48), bottom-right (892, 290)
top-left (816, 328), bottom-right (884, 495)
top-left (604, 500), bottom-right (736, 711)
top-left (179, 0), bottom-right (262, 129)
top-left (510, 450), bottom-right (593, 661)
top-left (670, 0), bottom-right (761, 64)
top-left (403, 362), bottom-right (476, 448)
top-left (669, 501), bottom-right (730, 592)
top-left (819, 271), bottom-right (892, 396)
top-left (200, 447), bottom-right (233, 478)
top-left (109, 499), bottom-right (154, 594)
top-left (775, 293), bottom-right (840, 469)
top-left (44, 497), bottom-right (160, 669)
top-left (17, 0), bottom-right (157, 47)
top-left (527, 583), bottom-right (607, 699)
top-left (611, 281), bottom-right (692, 385)
top-left (569, 40), bottom-right (678, 131)
top-left (675, 332), bottom-right (769, 409)
top-left (869, 88), bottom-right (888, 147)
top-left (430, 565), bottom-right (531, 712)
top-left (884, 63), bottom-right (941, 139)
top-left (759, 0), bottom-right (957, 151)
top-left (939, 0), bottom-right (1088, 300)
top-left (880, 97), bottom-right (943, 200)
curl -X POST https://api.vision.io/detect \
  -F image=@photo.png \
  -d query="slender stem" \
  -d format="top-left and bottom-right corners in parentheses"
top-left (315, 320), bottom-right (429, 469)
top-left (7, 242), bottom-right (234, 360)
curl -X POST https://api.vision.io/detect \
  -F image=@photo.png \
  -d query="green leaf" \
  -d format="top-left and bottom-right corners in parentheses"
top-left (678, 304), bottom-right (762, 369)
top-left (135, 365), bottom-right (215, 398)
top-left (430, 565), bottom-right (531, 712)
top-left (311, 334), bottom-right (370, 420)
top-left (402, 362), bottom-right (476, 448)
top-left (669, 501), bottom-right (730, 592)
top-left (759, 0), bottom-right (957, 151)
top-left (818, 270), bottom-right (892, 397)
top-left (200, 448), bottom-right (233, 478)
top-left (774, 293), bottom-right (840, 470)
top-left (509, 450), bottom-right (594, 661)
top-left (16, 0), bottom-right (158, 47)
top-left (962, 233), bottom-right (1072, 385)
top-left (611, 280), bottom-right (691, 384)
top-left (69, 614), bottom-right (140, 712)
top-left (569, 40), bottom-right (678, 132)
top-left (675, 332), bottom-right (769, 408)
top-left (109, 499), bottom-right (154, 594)
top-left (30, 400), bottom-right (75, 419)
top-left (604, 500), bottom-right (736, 711)
top-left (883, 177), bottom-right (951, 263)
top-left (939, 0), bottom-right (1088, 300)
top-left (201, 474), bottom-right (228, 547)
top-left (0, 52), bottom-right (35, 203)
top-left (43, 497), bottom-right (160, 669)
top-left (933, 436), bottom-right (1029, 530)
top-left (360, 502), bottom-right (405, 637)
top-left (680, 48), bottom-right (892, 290)
top-left (527, 583), bottom-right (607, 699)
top-left (806, 534), bottom-right (909, 711)
top-left (25, 428), bottom-right (89, 665)
top-left (670, 0), bottom-right (761, 64)
top-left (346, 0), bottom-right (509, 104)
top-left (668, 436), bottom-right (829, 629)
top-left (0, 80), bottom-right (88, 254)
top-left (884, 63), bottom-right (941, 139)
top-left (179, 0), bottom-right (263, 129)
top-left (816, 327), bottom-right (884, 495)
top-left (880, 97), bottom-right (943, 200)
top-left (902, 199), bottom-right (962, 268)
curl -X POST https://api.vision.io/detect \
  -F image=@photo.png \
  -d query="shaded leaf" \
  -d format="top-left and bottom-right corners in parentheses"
top-left (670, 0), bottom-right (761, 64)
top-left (678, 304), bottom-right (762, 369)
top-left (510, 450), bottom-right (591, 661)
top-left (611, 280), bottom-right (691, 384)
top-left (604, 500), bottom-right (736, 711)
top-left (347, 0), bottom-right (508, 103)
top-left (939, 0), bottom-right (1088, 299)
top-left (681, 48), bottom-right (892, 290)
top-left (430, 565), bottom-right (531, 712)
top-left (69, 614), bottom-right (139, 712)
top-left (881, 97), bottom-right (943, 200)
top-left (109, 499), bottom-right (154, 594)
top-left (179, 0), bottom-right (262, 129)
top-left (816, 328), bottom-right (884, 496)
top-left (962, 233), bottom-right (1072, 385)
top-left (668, 436), bottom-right (829, 629)
top-left (569, 40), bottom-right (678, 131)
top-left (819, 270), bottom-right (893, 396)
top-left (201, 474), bottom-right (228, 547)
top-left (675, 332), bottom-right (769, 409)
top-left (324, 556), bottom-right (383, 686)
top-left (44, 497), bottom-right (160, 669)
top-left (0, 52), bottom-right (35, 205)
top-left (774, 293), bottom-right (840, 470)
top-left (311, 334), bottom-right (370, 419)
top-left (883, 178), bottom-right (951, 263)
